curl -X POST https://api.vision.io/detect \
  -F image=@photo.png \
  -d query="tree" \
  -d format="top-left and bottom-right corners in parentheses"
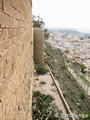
top-left (32, 15), bottom-right (45, 28)
top-left (32, 15), bottom-right (49, 39)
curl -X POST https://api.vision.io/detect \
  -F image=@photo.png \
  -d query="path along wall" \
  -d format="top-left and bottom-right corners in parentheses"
top-left (0, 0), bottom-right (33, 119)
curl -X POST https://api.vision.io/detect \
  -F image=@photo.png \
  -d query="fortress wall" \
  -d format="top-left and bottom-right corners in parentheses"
top-left (0, 0), bottom-right (33, 120)
top-left (33, 28), bottom-right (44, 65)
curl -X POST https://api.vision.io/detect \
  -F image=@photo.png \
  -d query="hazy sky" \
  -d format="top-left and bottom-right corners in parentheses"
top-left (32, 0), bottom-right (90, 32)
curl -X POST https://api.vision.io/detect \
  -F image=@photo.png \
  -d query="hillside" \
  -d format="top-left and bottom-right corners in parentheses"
top-left (45, 42), bottom-right (90, 114)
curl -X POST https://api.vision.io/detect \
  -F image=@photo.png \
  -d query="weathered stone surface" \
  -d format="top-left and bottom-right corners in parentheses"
top-left (0, 0), bottom-right (3, 12)
top-left (0, 0), bottom-right (33, 120)
top-left (34, 28), bottom-right (44, 65)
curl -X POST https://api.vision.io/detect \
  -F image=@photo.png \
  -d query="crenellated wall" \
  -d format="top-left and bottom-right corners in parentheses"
top-left (0, 0), bottom-right (33, 119)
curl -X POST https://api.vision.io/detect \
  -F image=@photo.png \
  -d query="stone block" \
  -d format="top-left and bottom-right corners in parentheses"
top-left (0, 0), bottom-right (3, 12)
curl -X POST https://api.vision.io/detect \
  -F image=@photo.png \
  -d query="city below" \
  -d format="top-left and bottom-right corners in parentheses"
top-left (47, 28), bottom-right (90, 70)
top-left (46, 28), bottom-right (90, 96)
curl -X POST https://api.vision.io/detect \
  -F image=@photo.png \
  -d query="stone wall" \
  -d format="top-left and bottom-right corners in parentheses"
top-left (0, 0), bottom-right (33, 120)
top-left (34, 28), bottom-right (44, 65)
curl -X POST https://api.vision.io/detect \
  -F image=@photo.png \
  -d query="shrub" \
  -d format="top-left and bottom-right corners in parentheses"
top-left (80, 64), bottom-right (87, 74)
top-left (80, 92), bottom-right (86, 100)
top-left (87, 71), bottom-right (90, 77)
top-left (32, 91), bottom-right (63, 120)
top-left (61, 64), bottom-right (66, 70)
top-left (35, 64), bottom-right (48, 75)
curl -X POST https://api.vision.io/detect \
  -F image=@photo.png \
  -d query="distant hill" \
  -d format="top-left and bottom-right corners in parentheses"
top-left (47, 27), bottom-right (90, 37)
top-left (47, 27), bottom-right (78, 33)
top-left (58, 28), bottom-right (77, 34)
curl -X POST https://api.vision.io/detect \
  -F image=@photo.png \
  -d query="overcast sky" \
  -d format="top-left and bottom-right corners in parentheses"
top-left (32, 0), bottom-right (90, 32)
